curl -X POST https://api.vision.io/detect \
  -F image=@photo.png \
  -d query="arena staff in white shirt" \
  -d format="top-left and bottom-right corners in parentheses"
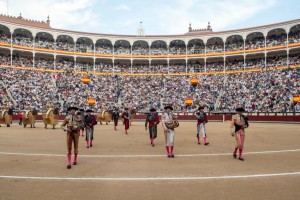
top-left (162, 105), bottom-right (178, 158)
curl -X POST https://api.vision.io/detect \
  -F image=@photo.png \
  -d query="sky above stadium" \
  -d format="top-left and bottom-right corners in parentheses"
top-left (0, 0), bottom-right (299, 35)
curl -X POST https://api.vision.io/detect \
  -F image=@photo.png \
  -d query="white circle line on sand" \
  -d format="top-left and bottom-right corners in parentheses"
top-left (0, 172), bottom-right (300, 181)
top-left (0, 149), bottom-right (299, 158)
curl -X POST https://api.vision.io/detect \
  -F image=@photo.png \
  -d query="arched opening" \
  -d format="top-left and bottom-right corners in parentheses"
top-left (12, 50), bottom-right (33, 67)
top-left (76, 57), bottom-right (94, 71)
top-left (35, 53), bottom-right (54, 69)
top-left (150, 40), bottom-right (168, 55)
top-left (56, 55), bottom-right (74, 70)
top-left (225, 35), bottom-right (244, 51)
top-left (12, 28), bottom-right (33, 47)
top-left (132, 60), bottom-right (149, 73)
top-left (132, 40), bottom-right (149, 55)
top-left (187, 39), bottom-right (205, 54)
top-left (206, 57), bottom-right (224, 72)
top-left (76, 37), bottom-right (93, 53)
top-left (114, 59), bottom-right (131, 73)
top-left (266, 50), bottom-right (287, 68)
top-left (95, 58), bottom-right (112, 72)
top-left (206, 37), bottom-right (224, 53)
top-left (150, 59), bottom-right (168, 73)
top-left (169, 40), bottom-right (186, 55)
top-left (56, 35), bottom-right (75, 52)
top-left (289, 24), bottom-right (300, 44)
top-left (169, 59), bottom-right (186, 73)
top-left (35, 32), bottom-right (55, 49)
top-left (289, 48), bottom-right (300, 65)
top-left (245, 53), bottom-right (265, 69)
top-left (266, 28), bottom-right (287, 47)
top-left (114, 40), bottom-right (131, 55)
top-left (0, 48), bottom-right (11, 65)
top-left (187, 58), bottom-right (204, 73)
top-left (226, 55), bottom-right (244, 71)
top-left (95, 39), bottom-right (113, 54)
top-left (245, 32), bottom-right (264, 50)
top-left (0, 24), bottom-right (11, 44)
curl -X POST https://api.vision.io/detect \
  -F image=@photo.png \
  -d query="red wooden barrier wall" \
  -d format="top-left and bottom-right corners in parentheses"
top-left (12, 113), bottom-right (300, 123)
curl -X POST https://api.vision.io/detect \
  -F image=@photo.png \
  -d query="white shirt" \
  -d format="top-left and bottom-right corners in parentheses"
top-left (162, 112), bottom-right (173, 124)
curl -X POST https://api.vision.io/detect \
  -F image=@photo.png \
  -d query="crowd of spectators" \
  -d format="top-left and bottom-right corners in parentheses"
top-left (226, 38), bottom-right (244, 51)
top-left (132, 44), bottom-right (149, 55)
top-left (114, 46), bottom-right (131, 55)
top-left (0, 69), bottom-right (59, 111)
top-left (206, 44), bottom-right (223, 53)
top-left (1, 63), bottom-right (299, 113)
top-left (0, 70), bottom-right (14, 107)
top-left (267, 55), bottom-right (288, 68)
top-left (226, 60), bottom-right (244, 71)
top-left (206, 61), bottom-right (224, 72)
top-left (289, 29), bottom-right (300, 43)
top-left (187, 44), bottom-right (205, 54)
top-left (245, 58), bottom-right (265, 69)
top-left (266, 33), bottom-right (287, 47)
top-left (12, 33), bottom-right (33, 47)
top-left (245, 36), bottom-right (265, 50)
top-left (0, 31), bottom-right (11, 43)
top-left (95, 45), bottom-right (113, 54)
top-left (35, 36), bottom-right (55, 49)
top-left (217, 68), bottom-right (300, 112)
top-left (289, 54), bottom-right (300, 65)
top-left (76, 43), bottom-right (93, 53)
top-left (56, 40), bottom-right (75, 52)
top-left (0, 27), bottom-right (299, 113)
top-left (169, 44), bottom-right (186, 55)
top-left (0, 33), bottom-right (299, 113)
top-left (150, 47), bottom-right (168, 55)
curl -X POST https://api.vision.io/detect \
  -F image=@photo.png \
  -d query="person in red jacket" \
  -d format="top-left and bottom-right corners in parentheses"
top-left (195, 106), bottom-right (209, 145)
top-left (145, 108), bottom-right (160, 147)
top-left (121, 108), bottom-right (130, 134)
top-left (18, 111), bottom-right (23, 125)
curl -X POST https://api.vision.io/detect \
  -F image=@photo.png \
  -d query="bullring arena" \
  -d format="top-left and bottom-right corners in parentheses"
top-left (0, 6), bottom-right (300, 200)
top-left (0, 120), bottom-right (300, 200)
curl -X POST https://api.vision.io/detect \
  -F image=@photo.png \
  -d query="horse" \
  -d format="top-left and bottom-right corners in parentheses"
top-left (42, 108), bottom-right (59, 129)
top-left (22, 109), bottom-right (37, 128)
top-left (0, 110), bottom-right (12, 127)
top-left (96, 110), bottom-right (112, 125)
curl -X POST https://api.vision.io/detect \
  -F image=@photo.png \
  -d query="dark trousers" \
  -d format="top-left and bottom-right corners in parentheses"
top-left (114, 118), bottom-right (118, 126)
top-left (149, 126), bottom-right (158, 139)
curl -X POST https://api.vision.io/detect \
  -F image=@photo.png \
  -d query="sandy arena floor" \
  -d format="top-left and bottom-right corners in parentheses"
top-left (0, 121), bottom-right (300, 200)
